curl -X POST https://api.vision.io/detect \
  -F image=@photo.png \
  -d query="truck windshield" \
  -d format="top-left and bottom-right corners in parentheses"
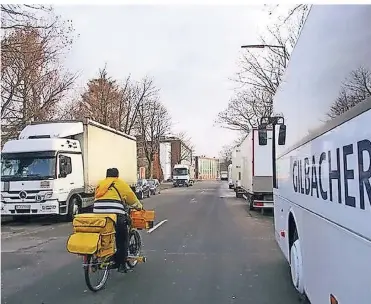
top-left (173, 168), bottom-right (188, 176)
top-left (1, 155), bottom-right (56, 181)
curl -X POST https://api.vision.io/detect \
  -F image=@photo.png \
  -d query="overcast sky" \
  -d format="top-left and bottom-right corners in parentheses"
top-left (55, 5), bottom-right (273, 157)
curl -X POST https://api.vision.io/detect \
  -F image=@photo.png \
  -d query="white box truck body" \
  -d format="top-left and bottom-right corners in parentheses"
top-left (231, 145), bottom-right (242, 192)
top-left (239, 129), bottom-right (273, 211)
top-left (1, 119), bottom-right (137, 221)
top-left (228, 164), bottom-right (233, 189)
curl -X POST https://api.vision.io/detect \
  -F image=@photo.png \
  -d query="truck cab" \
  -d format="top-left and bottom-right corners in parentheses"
top-left (1, 132), bottom-right (84, 220)
top-left (172, 164), bottom-right (194, 187)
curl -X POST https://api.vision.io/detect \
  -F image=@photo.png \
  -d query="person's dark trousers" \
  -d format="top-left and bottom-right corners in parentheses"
top-left (115, 214), bottom-right (129, 266)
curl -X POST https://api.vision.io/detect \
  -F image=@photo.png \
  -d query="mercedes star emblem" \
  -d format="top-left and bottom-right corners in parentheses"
top-left (19, 191), bottom-right (27, 199)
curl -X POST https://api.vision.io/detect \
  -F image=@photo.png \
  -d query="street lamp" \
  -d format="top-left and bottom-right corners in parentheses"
top-left (241, 44), bottom-right (288, 67)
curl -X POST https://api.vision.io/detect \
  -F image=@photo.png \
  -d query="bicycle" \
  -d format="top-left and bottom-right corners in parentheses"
top-left (67, 206), bottom-right (155, 292)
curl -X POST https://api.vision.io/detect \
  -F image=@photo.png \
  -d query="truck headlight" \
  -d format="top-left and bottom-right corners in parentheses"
top-left (44, 192), bottom-right (53, 199)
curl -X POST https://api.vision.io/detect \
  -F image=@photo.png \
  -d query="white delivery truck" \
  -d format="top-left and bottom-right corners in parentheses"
top-left (1, 119), bottom-right (137, 221)
top-left (172, 164), bottom-right (194, 187)
top-left (239, 128), bottom-right (273, 213)
top-left (220, 171), bottom-right (228, 181)
top-left (228, 164), bottom-right (233, 189)
top-left (231, 145), bottom-right (242, 193)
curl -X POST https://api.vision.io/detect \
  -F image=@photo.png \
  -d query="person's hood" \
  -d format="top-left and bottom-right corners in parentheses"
top-left (95, 177), bottom-right (117, 198)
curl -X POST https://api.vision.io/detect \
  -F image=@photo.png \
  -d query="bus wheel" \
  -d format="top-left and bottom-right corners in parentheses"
top-left (290, 230), bottom-right (304, 294)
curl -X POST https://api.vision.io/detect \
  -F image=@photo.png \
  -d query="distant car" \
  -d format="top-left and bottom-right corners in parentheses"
top-left (148, 179), bottom-right (161, 195)
top-left (135, 179), bottom-right (151, 199)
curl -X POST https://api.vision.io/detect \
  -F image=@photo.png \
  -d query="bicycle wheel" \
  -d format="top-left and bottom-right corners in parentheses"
top-left (84, 254), bottom-right (111, 292)
top-left (126, 229), bottom-right (142, 269)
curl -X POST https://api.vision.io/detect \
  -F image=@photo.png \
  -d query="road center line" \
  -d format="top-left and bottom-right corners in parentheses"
top-left (147, 219), bottom-right (168, 234)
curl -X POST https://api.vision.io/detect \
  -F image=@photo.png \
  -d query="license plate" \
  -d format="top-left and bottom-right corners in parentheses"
top-left (15, 205), bottom-right (31, 210)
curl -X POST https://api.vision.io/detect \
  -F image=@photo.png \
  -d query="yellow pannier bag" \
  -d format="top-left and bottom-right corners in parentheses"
top-left (66, 213), bottom-right (117, 257)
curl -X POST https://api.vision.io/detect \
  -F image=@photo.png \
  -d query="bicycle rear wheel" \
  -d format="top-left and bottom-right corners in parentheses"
top-left (126, 229), bottom-right (142, 269)
top-left (84, 254), bottom-right (111, 292)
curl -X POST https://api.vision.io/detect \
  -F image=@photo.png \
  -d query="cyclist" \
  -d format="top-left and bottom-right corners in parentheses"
top-left (93, 168), bottom-right (143, 273)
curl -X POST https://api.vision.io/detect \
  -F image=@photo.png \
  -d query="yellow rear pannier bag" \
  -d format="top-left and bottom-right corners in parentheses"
top-left (66, 213), bottom-right (117, 257)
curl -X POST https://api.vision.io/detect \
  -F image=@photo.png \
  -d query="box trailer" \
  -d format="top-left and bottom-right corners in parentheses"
top-left (239, 129), bottom-right (273, 213)
top-left (231, 145), bottom-right (242, 193)
top-left (1, 119), bottom-right (137, 221)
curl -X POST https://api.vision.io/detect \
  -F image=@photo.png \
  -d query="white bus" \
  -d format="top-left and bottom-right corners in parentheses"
top-left (272, 5), bottom-right (371, 304)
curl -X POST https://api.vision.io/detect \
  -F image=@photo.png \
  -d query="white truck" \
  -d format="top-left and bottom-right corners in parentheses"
top-left (0, 119), bottom-right (137, 221)
top-left (172, 164), bottom-right (194, 187)
top-left (220, 170), bottom-right (228, 181)
top-left (239, 129), bottom-right (273, 213)
top-left (231, 145), bottom-right (242, 193)
top-left (228, 164), bottom-right (233, 189)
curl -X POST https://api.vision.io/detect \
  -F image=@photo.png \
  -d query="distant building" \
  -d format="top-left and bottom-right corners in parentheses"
top-left (195, 156), bottom-right (219, 180)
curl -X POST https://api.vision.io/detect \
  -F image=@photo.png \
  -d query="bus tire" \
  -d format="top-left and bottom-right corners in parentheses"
top-left (290, 229), bottom-right (304, 295)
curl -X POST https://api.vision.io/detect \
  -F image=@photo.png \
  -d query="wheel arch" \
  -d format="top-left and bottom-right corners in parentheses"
top-left (288, 208), bottom-right (299, 255)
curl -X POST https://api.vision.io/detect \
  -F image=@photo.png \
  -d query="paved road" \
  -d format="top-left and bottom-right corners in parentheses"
top-left (1, 181), bottom-right (305, 304)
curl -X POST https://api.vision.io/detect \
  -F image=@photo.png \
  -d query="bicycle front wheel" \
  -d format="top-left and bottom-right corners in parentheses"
top-left (126, 229), bottom-right (142, 269)
top-left (84, 254), bottom-right (111, 292)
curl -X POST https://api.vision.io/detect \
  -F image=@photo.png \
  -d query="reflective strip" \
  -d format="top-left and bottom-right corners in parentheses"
top-left (93, 201), bottom-right (125, 209)
top-left (93, 208), bottom-right (127, 215)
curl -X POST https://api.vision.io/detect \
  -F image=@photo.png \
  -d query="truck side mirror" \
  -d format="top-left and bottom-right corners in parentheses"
top-left (278, 124), bottom-right (286, 145)
top-left (258, 125), bottom-right (267, 146)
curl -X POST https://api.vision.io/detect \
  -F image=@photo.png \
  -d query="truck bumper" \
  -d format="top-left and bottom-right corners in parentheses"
top-left (173, 180), bottom-right (188, 187)
top-left (1, 200), bottom-right (60, 216)
top-left (253, 200), bottom-right (274, 209)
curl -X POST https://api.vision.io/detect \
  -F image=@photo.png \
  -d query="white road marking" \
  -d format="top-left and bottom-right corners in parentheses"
top-left (147, 219), bottom-right (168, 234)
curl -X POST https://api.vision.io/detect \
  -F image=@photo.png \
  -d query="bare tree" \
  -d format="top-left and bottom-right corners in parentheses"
top-left (1, 24), bottom-right (76, 144)
top-left (1, 4), bottom-right (52, 30)
top-left (71, 66), bottom-right (122, 129)
top-left (120, 76), bottom-right (159, 135)
top-left (171, 131), bottom-right (195, 165)
top-left (327, 67), bottom-right (371, 119)
top-left (219, 144), bottom-right (233, 167)
top-left (216, 5), bottom-right (309, 133)
top-left (137, 98), bottom-right (171, 178)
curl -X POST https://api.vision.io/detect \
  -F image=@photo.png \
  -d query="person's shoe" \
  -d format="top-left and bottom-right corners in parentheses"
top-left (117, 264), bottom-right (127, 273)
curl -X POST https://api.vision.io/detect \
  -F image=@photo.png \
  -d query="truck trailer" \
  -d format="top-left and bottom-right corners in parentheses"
top-left (1, 119), bottom-right (137, 221)
top-left (239, 129), bottom-right (273, 213)
top-left (231, 145), bottom-right (242, 195)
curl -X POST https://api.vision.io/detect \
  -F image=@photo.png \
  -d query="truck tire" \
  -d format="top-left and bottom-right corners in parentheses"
top-left (64, 196), bottom-right (80, 222)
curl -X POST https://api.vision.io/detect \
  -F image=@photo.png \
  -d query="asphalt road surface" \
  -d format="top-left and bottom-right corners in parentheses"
top-left (1, 181), bottom-right (306, 304)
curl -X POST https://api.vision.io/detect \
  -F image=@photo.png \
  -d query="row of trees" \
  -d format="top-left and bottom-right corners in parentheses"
top-left (1, 4), bottom-right (192, 178)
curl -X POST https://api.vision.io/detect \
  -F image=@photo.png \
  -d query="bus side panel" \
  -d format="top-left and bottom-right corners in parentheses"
top-left (276, 110), bottom-right (371, 303)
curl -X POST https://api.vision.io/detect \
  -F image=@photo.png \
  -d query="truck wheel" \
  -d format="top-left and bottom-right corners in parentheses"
top-left (290, 229), bottom-right (304, 295)
top-left (249, 200), bottom-right (254, 211)
top-left (64, 197), bottom-right (80, 222)
top-left (147, 190), bottom-right (151, 198)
